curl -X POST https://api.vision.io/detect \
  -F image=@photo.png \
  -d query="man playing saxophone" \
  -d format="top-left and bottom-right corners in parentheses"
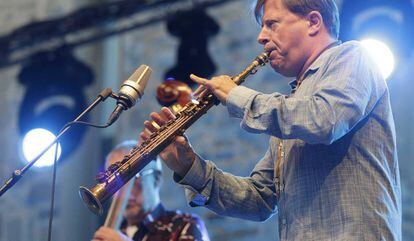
top-left (92, 140), bottom-right (209, 241)
top-left (140, 0), bottom-right (401, 240)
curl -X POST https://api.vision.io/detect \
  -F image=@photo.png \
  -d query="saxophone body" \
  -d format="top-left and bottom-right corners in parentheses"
top-left (79, 52), bottom-right (269, 215)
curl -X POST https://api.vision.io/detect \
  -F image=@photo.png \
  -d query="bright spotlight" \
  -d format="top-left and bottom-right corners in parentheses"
top-left (18, 50), bottom-right (93, 162)
top-left (360, 39), bottom-right (395, 79)
top-left (22, 128), bottom-right (62, 168)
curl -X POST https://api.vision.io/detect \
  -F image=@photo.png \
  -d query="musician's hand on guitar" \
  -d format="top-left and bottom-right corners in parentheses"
top-left (91, 227), bottom-right (132, 241)
top-left (190, 73), bottom-right (236, 105)
top-left (139, 107), bottom-right (196, 177)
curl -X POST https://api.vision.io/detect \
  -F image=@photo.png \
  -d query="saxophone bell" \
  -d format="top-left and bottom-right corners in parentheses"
top-left (79, 158), bottom-right (150, 215)
top-left (79, 185), bottom-right (104, 215)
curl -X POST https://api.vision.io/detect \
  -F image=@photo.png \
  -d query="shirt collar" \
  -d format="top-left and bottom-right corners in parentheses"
top-left (289, 57), bottom-right (323, 91)
top-left (289, 41), bottom-right (341, 91)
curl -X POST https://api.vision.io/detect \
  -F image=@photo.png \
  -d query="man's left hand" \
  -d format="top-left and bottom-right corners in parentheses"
top-left (190, 74), bottom-right (236, 105)
top-left (91, 227), bottom-right (132, 241)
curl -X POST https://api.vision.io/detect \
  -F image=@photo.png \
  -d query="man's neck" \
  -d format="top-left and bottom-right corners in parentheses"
top-left (127, 214), bottom-right (146, 227)
top-left (297, 37), bottom-right (338, 80)
top-left (126, 202), bottom-right (162, 226)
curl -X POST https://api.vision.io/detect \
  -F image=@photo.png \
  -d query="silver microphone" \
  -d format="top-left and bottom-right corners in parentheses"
top-left (107, 65), bottom-right (152, 125)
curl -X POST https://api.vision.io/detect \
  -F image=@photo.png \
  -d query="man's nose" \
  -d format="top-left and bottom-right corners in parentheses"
top-left (257, 29), bottom-right (269, 45)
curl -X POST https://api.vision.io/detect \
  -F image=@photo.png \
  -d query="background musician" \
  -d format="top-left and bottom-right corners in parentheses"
top-left (92, 140), bottom-right (209, 241)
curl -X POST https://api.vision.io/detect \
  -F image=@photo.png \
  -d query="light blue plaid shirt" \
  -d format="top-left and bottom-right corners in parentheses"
top-left (176, 41), bottom-right (401, 240)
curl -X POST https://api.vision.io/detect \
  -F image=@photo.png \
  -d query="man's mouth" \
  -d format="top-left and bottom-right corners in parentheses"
top-left (269, 50), bottom-right (280, 59)
top-left (265, 48), bottom-right (275, 55)
top-left (126, 202), bottom-right (139, 209)
top-left (125, 204), bottom-right (141, 209)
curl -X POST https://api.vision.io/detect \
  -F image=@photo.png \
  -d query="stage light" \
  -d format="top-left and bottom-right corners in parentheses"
top-left (165, 8), bottom-right (219, 87)
top-left (18, 49), bottom-right (94, 164)
top-left (360, 38), bottom-right (395, 79)
top-left (21, 128), bottom-right (62, 168)
top-left (340, 0), bottom-right (414, 60)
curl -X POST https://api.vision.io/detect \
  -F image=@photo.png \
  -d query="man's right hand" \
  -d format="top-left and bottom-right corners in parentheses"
top-left (139, 107), bottom-right (196, 177)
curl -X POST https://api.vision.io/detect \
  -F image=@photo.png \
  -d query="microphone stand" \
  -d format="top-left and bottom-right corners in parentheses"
top-left (0, 88), bottom-right (120, 197)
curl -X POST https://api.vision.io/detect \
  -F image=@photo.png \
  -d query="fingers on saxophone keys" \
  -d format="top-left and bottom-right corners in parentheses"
top-left (200, 89), bottom-right (209, 99)
top-left (144, 120), bottom-right (158, 133)
top-left (193, 85), bottom-right (206, 97)
top-left (140, 129), bottom-right (150, 141)
top-left (161, 107), bottom-right (176, 120)
top-left (150, 111), bottom-right (167, 127)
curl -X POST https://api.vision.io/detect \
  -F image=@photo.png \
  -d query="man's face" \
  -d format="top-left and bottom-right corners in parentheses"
top-left (106, 151), bottom-right (159, 223)
top-left (124, 178), bottom-right (146, 221)
top-left (257, 0), bottom-right (311, 77)
top-left (125, 170), bottom-right (160, 223)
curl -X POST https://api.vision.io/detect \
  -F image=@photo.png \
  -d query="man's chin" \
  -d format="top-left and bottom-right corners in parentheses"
top-left (270, 63), bottom-right (285, 75)
top-left (270, 59), bottom-right (284, 71)
top-left (125, 211), bottom-right (146, 221)
top-left (125, 208), bottom-right (143, 217)
top-left (270, 63), bottom-right (296, 77)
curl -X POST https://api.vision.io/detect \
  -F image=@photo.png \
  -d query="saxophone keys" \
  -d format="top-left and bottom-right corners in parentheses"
top-left (95, 172), bottom-right (108, 183)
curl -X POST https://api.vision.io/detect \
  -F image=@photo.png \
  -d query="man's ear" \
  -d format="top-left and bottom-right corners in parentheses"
top-left (306, 11), bottom-right (324, 36)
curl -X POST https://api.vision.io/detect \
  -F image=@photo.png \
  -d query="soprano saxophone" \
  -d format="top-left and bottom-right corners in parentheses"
top-left (79, 52), bottom-right (269, 215)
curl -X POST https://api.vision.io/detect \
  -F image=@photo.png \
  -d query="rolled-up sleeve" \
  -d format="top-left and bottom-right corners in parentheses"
top-left (174, 139), bottom-right (278, 221)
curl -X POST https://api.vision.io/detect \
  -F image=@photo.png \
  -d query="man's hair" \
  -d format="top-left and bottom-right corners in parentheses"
top-left (112, 140), bottom-right (138, 151)
top-left (104, 140), bottom-right (137, 169)
top-left (112, 140), bottom-right (137, 153)
top-left (254, 0), bottom-right (340, 38)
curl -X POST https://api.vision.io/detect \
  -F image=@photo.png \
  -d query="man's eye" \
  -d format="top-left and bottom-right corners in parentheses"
top-left (265, 20), bottom-right (278, 29)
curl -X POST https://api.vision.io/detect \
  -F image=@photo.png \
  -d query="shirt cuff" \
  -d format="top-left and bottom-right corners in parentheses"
top-left (173, 154), bottom-right (209, 191)
top-left (173, 154), bottom-right (212, 206)
top-left (226, 86), bottom-right (260, 118)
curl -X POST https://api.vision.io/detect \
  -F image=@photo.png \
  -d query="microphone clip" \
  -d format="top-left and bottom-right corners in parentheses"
top-left (105, 92), bottom-right (129, 126)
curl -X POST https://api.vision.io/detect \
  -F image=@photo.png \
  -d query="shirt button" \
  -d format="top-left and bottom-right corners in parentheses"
top-left (281, 218), bottom-right (287, 225)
